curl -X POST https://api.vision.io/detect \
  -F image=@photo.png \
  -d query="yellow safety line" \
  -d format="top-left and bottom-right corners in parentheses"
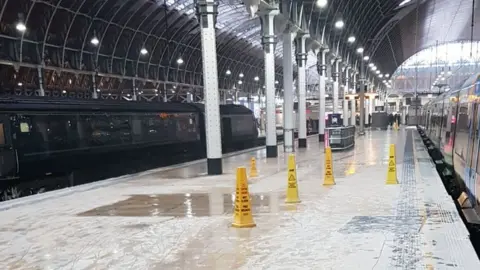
top-left (412, 137), bottom-right (435, 270)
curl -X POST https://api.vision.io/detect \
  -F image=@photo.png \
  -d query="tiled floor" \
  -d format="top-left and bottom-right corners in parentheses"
top-left (0, 129), bottom-right (478, 269)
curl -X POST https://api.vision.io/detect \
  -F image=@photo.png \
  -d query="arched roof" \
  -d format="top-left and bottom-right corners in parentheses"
top-left (1, 0), bottom-right (478, 100)
top-left (0, 0), bottom-right (286, 99)
top-left (302, 0), bottom-right (478, 90)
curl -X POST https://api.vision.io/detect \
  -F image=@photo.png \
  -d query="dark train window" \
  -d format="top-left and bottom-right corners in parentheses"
top-left (174, 113), bottom-right (198, 141)
top-left (0, 123), bottom-right (5, 145)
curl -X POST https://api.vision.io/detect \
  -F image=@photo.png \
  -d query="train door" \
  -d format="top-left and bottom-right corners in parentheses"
top-left (466, 103), bottom-right (479, 205)
top-left (0, 115), bottom-right (18, 178)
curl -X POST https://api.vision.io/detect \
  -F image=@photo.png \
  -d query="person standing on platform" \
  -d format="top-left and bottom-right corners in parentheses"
top-left (388, 113), bottom-right (394, 127)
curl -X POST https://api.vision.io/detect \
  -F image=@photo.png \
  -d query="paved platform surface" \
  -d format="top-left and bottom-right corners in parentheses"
top-left (1, 129), bottom-right (479, 269)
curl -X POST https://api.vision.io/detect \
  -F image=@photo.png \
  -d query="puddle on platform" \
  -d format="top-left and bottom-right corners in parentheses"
top-left (77, 192), bottom-right (286, 217)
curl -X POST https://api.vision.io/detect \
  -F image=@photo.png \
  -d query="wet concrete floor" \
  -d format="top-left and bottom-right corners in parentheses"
top-left (77, 192), bottom-right (298, 217)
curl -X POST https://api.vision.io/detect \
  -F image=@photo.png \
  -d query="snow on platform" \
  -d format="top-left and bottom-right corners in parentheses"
top-left (0, 130), bottom-right (478, 269)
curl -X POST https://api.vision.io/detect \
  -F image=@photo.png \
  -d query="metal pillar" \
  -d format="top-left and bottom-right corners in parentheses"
top-left (282, 29), bottom-right (296, 153)
top-left (260, 10), bottom-right (279, 158)
top-left (295, 33), bottom-right (308, 148)
top-left (332, 58), bottom-right (341, 114)
top-left (316, 48), bottom-right (328, 142)
top-left (350, 71), bottom-right (356, 126)
top-left (359, 72), bottom-right (365, 135)
top-left (196, 0), bottom-right (222, 174)
top-left (370, 95), bottom-right (375, 114)
top-left (132, 80), bottom-right (137, 101)
top-left (92, 73), bottom-right (98, 99)
top-left (343, 66), bottom-right (349, 126)
top-left (364, 99), bottom-right (369, 126)
top-left (37, 67), bottom-right (45, 96)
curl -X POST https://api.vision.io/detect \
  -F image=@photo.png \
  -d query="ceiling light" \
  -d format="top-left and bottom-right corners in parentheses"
top-left (176, 58), bottom-right (183, 64)
top-left (372, 66), bottom-right (377, 71)
top-left (226, 70), bottom-right (231, 75)
top-left (239, 73), bottom-right (244, 78)
top-left (90, 37), bottom-right (99, 45)
top-left (348, 36), bottom-right (356, 43)
top-left (316, 0), bottom-right (328, 8)
top-left (238, 80), bottom-right (243, 85)
top-left (363, 56), bottom-right (370, 61)
top-left (16, 22), bottom-right (26, 32)
top-left (17, 82), bottom-right (23, 86)
top-left (334, 20), bottom-right (344, 29)
top-left (378, 74), bottom-right (384, 78)
top-left (385, 73), bottom-right (390, 78)
top-left (275, 80), bottom-right (279, 84)
top-left (368, 63), bottom-right (374, 68)
top-left (254, 76), bottom-right (259, 81)
top-left (356, 47), bottom-right (364, 54)
top-left (140, 48), bottom-right (148, 55)
top-left (376, 70), bottom-right (380, 74)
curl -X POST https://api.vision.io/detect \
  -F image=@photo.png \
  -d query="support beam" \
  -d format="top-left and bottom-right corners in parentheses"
top-left (282, 29), bottom-right (296, 153)
top-left (350, 71), bottom-right (356, 126)
top-left (295, 32), bottom-right (308, 148)
top-left (197, 0), bottom-right (222, 174)
top-left (316, 48), bottom-right (328, 142)
top-left (359, 55), bottom-right (366, 135)
top-left (332, 58), bottom-right (341, 114)
top-left (343, 66), bottom-right (349, 126)
top-left (260, 10), bottom-right (279, 158)
top-left (92, 72), bottom-right (98, 99)
top-left (132, 79), bottom-right (137, 101)
top-left (364, 99), bottom-right (369, 126)
top-left (37, 67), bottom-right (45, 96)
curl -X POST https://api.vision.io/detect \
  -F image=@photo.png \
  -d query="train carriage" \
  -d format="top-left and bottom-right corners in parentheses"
top-left (0, 97), bottom-right (258, 182)
top-left (420, 73), bottom-right (480, 225)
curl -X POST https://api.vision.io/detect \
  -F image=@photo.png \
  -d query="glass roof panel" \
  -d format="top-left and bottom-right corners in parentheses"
top-left (398, 41), bottom-right (480, 69)
top-left (392, 41), bottom-right (480, 93)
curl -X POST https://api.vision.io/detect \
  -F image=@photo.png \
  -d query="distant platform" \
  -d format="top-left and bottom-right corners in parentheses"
top-left (0, 129), bottom-right (478, 269)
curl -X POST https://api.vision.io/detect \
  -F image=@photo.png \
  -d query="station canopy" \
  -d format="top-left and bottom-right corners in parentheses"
top-left (0, 0), bottom-right (478, 100)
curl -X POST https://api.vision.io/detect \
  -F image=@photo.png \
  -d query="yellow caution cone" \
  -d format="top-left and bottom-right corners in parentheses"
top-left (323, 147), bottom-right (336, 185)
top-left (386, 144), bottom-right (399, 184)
top-left (285, 154), bottom-right (301, 203)
top-left (232, 167), bottom-right (256, 228)
top-left (249, 157), bottom-right (258, 178)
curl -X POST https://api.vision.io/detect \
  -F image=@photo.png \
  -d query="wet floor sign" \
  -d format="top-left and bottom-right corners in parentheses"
top-left (386, 144), bottom-right (398, 185)
top-left (285, 154), bottom-right (301, 203)
top-left (323, 147), bottom-right (336, 185)
top-left (232, 167), bottom-right (256, 228)
top-left (249, 157), bottom-right (258, 178)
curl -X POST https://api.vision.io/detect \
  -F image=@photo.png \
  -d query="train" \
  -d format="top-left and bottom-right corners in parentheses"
top-left (419, 72), bottom-right (480, 225)
top-left (0, 97), bottom-right (259, 182)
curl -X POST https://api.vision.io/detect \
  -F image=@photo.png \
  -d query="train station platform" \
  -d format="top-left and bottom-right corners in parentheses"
top-left (1, 129), bottom-right (479, 269)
